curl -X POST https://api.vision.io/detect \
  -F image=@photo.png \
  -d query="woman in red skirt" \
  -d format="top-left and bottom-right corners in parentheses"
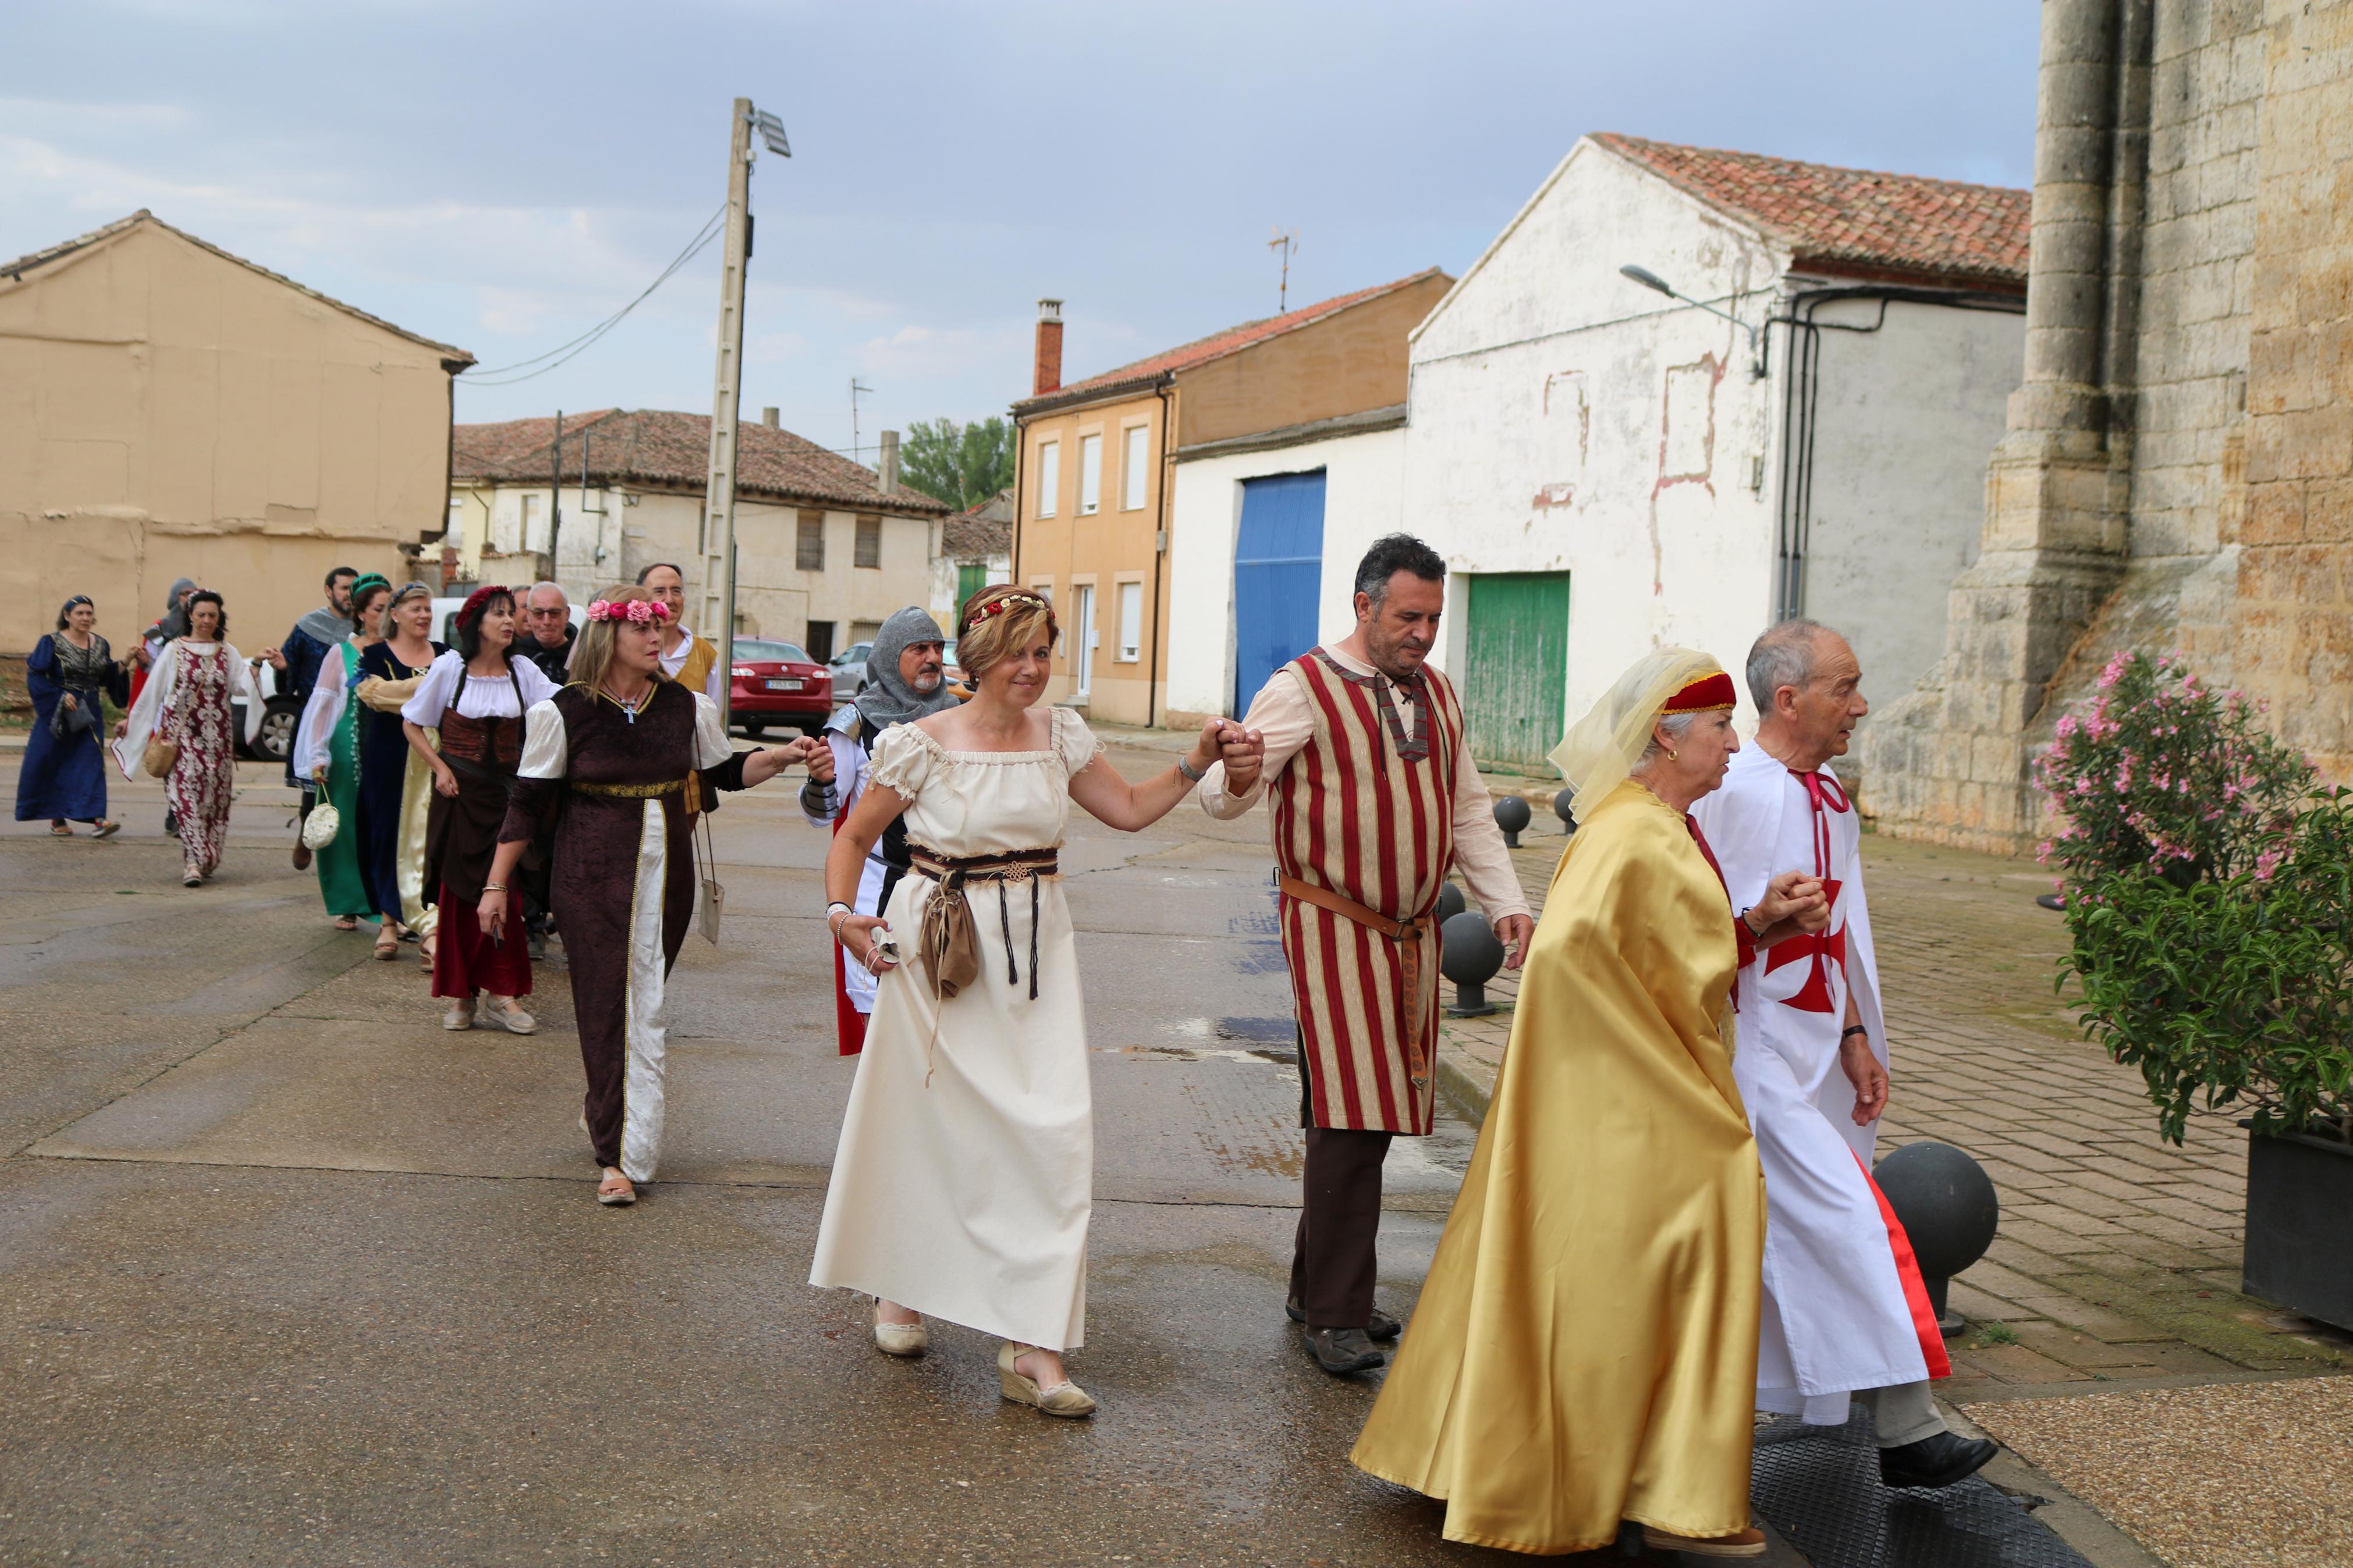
top-left (401, 585), bottom-right (559, 1032)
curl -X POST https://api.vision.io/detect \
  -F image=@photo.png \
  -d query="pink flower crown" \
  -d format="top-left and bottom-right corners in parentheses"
top-left (587, 598), bottom-right (672, 625)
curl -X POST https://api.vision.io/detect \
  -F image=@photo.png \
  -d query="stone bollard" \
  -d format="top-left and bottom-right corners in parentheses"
top-left (1435, 881), bottom-right (1466, 925)
top-left (1441, 910), bottom-right (1503, 1016)
top-left (1493, 795), bottom-right (1531, 849)
top-left (1873, 1142), bottom-right (2001, 1338)
top-left (1553, 787), bottom-right (1577, 835)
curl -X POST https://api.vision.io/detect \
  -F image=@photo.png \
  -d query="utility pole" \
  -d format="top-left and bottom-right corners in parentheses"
top-left (701, 100), bottom-right (757, 720)
top-left (548, 408), bottom-right (565, 593)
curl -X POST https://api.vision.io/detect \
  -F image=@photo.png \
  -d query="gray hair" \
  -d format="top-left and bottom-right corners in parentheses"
top-left (1745, 618), bottom-right (1836, 711)
top-left (526, 581), bottom-right (567, 610)
top-left (1635, 709), bottom-right (1701, 768)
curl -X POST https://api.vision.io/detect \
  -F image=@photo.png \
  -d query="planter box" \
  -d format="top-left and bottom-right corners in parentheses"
top-left (2243, 1128), bottom-right (2353, 1334)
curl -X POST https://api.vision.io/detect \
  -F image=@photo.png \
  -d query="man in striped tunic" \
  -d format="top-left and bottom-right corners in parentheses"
top-left (1199, 534), bottom-right (1534, 1375)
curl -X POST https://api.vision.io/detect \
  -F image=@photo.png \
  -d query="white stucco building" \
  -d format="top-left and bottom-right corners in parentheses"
top-left (450, 408), bottom-right (947, 662)
top-left (1407, 134), bottom-right (2030, 773)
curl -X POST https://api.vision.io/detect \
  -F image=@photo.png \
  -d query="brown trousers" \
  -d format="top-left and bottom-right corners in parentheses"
top-left (1290, 1041), bottom-right (1395, 1328)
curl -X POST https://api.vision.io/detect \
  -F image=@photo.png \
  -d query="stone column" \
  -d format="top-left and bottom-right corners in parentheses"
top-left (1862, 0), bottom-right (2150, 853)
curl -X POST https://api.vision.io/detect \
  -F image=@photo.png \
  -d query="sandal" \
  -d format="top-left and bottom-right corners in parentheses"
top-left (334, 916), bottom-right (359, 931)
top-left (49, 823), bottom-right (72, 837)
top-left (597, 1168), bottom-right (637, 1207)
top-left (372, 925), bottom-right (400, 961)
top-left (92, 820), bottom-right (120, 840)
top-left (419, 935), bottom-right (436, 973)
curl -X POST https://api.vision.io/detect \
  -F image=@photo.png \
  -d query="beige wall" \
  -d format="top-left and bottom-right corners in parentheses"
top-left (0, 220), bottom-right (459, 651)
top-left (1014, 388), bottom-right (1170, 724)
top-left (1176, 273), bottom-right (1447, 447)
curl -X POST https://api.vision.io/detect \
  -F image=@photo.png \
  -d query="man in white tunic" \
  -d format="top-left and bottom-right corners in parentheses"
top-left (1691, 619), bottom-right (1996, 1491)
top-left (799, 607), bottom-right (959, 1052)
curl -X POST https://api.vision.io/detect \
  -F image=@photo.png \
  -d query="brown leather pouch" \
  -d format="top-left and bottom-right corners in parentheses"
top-left (917, 870), bottom-right (982, 999)
top-left (142, 738), bottom-right (180, 778)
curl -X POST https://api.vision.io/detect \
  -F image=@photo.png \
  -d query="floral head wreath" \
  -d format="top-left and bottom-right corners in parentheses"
top-left (960, 589), bottom-right (1055, 639)
top-left (453, 584), bottom-right (511, 631)
top-left (586, 597), bottom-right (671, 625)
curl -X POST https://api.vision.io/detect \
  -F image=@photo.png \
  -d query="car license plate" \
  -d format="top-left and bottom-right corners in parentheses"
top-left (765, 677), bottom-right (803, 691)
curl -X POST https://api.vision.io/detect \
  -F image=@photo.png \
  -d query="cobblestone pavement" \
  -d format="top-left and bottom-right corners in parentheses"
top-left (1436, 816), bottom-right (2353, 1398)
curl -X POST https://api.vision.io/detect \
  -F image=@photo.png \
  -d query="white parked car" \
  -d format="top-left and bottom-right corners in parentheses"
top-left (828, 641), bottom-right (873, 699)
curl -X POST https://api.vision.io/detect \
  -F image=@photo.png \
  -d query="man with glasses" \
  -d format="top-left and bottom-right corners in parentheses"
top-left (518, 582), bottom-right (576, 685)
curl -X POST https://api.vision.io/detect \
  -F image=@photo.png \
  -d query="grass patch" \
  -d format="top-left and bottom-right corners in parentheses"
top-left (1972, 1322), bottom-right (2020, 1348)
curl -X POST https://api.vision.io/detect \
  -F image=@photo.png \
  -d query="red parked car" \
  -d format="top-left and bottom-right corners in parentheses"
top-left (726, 639), bottom-right (832, 737)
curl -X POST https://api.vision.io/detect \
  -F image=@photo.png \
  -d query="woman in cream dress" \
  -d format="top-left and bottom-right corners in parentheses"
top-left (813, 585), bottom-right (1255, 1418)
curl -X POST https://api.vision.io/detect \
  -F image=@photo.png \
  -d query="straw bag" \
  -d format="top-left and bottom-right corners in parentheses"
top-left (141, 737), bottom-right (179, 778)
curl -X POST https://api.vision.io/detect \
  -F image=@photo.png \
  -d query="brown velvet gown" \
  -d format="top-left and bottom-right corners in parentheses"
top-left (501, 681), bottom-right (748, 1180)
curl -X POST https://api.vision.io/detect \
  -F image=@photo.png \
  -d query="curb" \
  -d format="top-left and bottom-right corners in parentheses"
top-left (1433, 1041), bottom-right (1496, 1127)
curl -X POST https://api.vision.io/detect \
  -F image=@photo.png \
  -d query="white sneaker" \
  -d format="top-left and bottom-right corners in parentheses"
top-left (482, 997), bottom-right (537, 1034)
top-left (441, 1002), bottom-right (475, 1031)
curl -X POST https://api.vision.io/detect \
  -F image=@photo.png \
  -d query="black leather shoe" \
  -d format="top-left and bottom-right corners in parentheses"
top-left (1302, 1327), bottom-right (1385, 1375)
top-left (1879, 1431), bottom-right (1999, 1489)
top-left (1287, 1296), bottom-right (1401, 1341)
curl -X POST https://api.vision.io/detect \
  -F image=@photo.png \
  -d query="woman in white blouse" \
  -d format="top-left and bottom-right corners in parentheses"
top-left (400, 586), bottom-right (559, 1032)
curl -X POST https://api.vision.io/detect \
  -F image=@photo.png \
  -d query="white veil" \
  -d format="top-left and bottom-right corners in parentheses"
top-left (1549, 646), bottom-right (1729, 820)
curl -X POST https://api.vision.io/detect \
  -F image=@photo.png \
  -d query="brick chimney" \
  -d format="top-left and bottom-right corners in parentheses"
top-left (1034, 298), bottom-right (1064, 396)
top-left (879, 429), bottom-right (900, 495)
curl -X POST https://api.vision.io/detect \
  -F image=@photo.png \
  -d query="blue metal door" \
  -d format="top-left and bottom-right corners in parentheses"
top-left (1232, 470), bottom-right (1327, 716)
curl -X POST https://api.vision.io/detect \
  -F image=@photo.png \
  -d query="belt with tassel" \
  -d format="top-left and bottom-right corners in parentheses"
top-left (908, 845), bottom-right (1059, 1001)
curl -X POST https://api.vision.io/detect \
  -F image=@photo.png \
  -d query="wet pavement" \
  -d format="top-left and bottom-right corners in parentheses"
top-left (0, 745), bottom-right (2111, 1566)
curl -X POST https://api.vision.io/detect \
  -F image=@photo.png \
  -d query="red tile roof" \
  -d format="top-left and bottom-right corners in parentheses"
top-left (1592, 134), bottom-right (2029, 292)
top-left (941, 493), bottom-right (1013, 560)
top-left (453, 409), bottom-right (949, 514)
top-left (1018, 268), bottom-right (1449, 413)
top-left (0, 210), bottom-right (474, 361)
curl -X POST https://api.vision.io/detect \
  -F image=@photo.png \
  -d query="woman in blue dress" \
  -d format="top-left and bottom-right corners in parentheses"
top-left (355, 582), bottom-right (444, 959)
top-left (16, 596), bottom-right (123, 837)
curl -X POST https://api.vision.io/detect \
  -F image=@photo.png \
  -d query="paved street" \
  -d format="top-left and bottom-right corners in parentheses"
top-left (0, 744), bottom-right (1548, 1567)
top-left (8, 738), bottom-right (2347, 1567)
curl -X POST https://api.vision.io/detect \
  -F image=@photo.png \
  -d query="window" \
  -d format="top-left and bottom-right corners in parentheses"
top-left (1122, 425), bottom-right (1149, 511)
top-left (445, 497), bottom-right (464, 549)
top-left (1078, 433), bottom-right (1102, 515)
top-left (522, 493), bottom-right (550, 550)
top-left (796, 510), bottom-right (825, 571)
top-left (1071, 583), bottom-right (1097, 698)
top-left (1116, 579), bottom-right (1143, 662)
top-left (854, 515), bottom-right (881, 568)
top-left (1036, 440), bottom-right (1059, 517)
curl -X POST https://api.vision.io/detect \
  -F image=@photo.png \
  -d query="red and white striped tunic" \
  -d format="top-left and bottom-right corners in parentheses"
top-left (1272, 649), bottom-right (1464, 1135)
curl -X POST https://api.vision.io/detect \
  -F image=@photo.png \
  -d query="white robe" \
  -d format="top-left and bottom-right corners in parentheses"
top-left (1691, 745), bottom-right (1928, 1423)
top-left (800, 703), bottom-right (887, 1014)
top-left (112, 640), bottom-right (263, 778)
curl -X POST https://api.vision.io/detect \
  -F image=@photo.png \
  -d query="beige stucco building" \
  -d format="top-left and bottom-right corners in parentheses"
top-left (451, 409), bottom-right (949, 661)
top-left (0, 210), bottom-right (471, 652)
top-left (1012, 272), bottom-right (1450, 726)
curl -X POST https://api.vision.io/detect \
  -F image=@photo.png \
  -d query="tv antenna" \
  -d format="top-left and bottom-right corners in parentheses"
top-left (850, 378), bottom-right (874, 459)
top-left (1269, 227), bottom-right (1298, 312)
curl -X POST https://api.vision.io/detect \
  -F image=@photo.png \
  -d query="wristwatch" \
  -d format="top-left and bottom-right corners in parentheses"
top-left (1176, 754), bottom-right (1206, 782)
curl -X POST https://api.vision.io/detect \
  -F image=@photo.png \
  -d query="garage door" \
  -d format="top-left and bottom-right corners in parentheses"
top-left (1231, 470), bottom-right (1326, 716)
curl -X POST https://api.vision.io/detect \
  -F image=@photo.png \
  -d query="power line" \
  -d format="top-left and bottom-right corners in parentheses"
top-left (463, 205), bottom-right (727, 386)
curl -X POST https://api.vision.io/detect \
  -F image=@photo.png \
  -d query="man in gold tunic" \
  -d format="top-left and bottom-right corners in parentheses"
top-left (1351, 649), bottom-right (1826, 1559)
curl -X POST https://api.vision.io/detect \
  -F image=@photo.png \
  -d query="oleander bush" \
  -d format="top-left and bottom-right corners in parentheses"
top-left (2040, 653), bottom-right (2352, 1147)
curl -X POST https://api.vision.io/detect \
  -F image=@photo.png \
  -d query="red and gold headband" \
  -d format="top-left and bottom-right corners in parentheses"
top-left (960, 590), bottom-right (1055, 637)
top-left (454, 584), bottom-right (511, 630)
top-left (1662, 669), bottom-right (1737, 714)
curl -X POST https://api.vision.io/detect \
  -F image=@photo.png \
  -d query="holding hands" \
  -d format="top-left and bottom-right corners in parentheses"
top-left (1745, 871), bottom-right (1830, 945)
top-left (1199, 717), bottom-right (1265, 794)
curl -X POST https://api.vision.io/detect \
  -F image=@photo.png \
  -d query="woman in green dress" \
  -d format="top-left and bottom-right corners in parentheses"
top-left (293, 574), bottom-right (392, 931)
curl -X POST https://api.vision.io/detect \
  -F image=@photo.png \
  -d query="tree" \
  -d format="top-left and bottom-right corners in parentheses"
top-left (899, 416), bottom-right (1016, 511)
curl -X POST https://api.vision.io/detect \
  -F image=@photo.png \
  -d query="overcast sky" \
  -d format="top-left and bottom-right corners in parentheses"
top-left (3, 1), bottom-right (2040, 464)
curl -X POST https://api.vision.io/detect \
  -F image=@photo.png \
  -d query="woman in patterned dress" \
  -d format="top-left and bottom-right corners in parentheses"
top-left (112, 591), bottom-right (261, 886)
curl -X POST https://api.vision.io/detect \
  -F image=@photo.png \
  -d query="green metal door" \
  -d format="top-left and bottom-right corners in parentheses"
top-left (955, 563), bottom-right (988, 619)
top-left (1463, 572), bottom-right (1570, 771)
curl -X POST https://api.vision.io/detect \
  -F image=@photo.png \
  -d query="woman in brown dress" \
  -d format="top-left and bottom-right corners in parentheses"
top-left (402, 586), bottom-right (560, 1034)
top-left (484, 586), bottom-right (824, 1206)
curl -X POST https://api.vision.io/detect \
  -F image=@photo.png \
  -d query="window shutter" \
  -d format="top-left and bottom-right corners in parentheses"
top-left (1123, 426), bottom-right (1148, 510)
top-left (1078, 433), bottom-right (1102, 515)
top-left (854, 515), bottom-right (881, 568)
top-left (796, 510), bottom-right (825, 571)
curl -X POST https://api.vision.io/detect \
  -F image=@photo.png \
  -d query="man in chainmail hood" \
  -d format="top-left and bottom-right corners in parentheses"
top-left (800, 605), bottom-right (961, 1053)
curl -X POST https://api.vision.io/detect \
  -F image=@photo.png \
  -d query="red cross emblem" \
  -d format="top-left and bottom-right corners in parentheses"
top-left (1765, 877), bottom-right (1846, 1013)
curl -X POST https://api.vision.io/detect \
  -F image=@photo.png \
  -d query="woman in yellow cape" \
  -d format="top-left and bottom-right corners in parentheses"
top-left (1351, 648), bottom-right (1826, 1559)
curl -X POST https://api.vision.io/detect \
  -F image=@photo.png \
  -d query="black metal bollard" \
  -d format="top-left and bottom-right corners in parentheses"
top-left (1553, 787), bottom-right (1577, 835)
top-left (1873, 1142), bottom-right (2000, 1338)
top-left (1435, 881), bottom-right (1466, 925)
top-left (1493, 795), bottom-right (1531, 849)
top-left (1441, 910), bottom-right (1503, 1016)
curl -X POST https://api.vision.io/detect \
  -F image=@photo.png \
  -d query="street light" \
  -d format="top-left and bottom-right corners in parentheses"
top-left (1620, 263), bottom-right (1766, 379)
top-left (751, 108), bottom-right (792, 158)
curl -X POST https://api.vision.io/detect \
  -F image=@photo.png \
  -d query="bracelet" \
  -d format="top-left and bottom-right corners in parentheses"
top-left (483, 882), bottom-right (508, 893)
top-left (1840, 1024), bottom-right (1869, 1041)
top-left (1176, 753), bottom-right (1206, 783)
top-left (1740, 906), bottom-right (1765, 936)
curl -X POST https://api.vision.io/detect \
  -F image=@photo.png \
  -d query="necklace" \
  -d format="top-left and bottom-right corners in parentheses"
top-left (599, 682), bottom-right (651, 724)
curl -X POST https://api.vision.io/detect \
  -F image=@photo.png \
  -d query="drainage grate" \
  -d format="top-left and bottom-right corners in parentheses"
top-left (1750, 1414), bottom-right (2090, 1568)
